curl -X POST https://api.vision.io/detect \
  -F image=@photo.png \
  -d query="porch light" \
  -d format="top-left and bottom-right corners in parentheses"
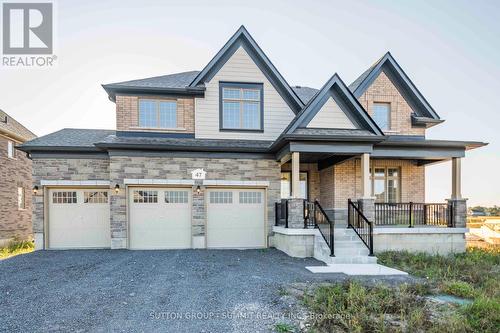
top-left (32, 185), bottom-right (38, 195)
top-left (196, 185), bottom-right (201, 195)
top-left (114, 184), bottom-right (120, 194)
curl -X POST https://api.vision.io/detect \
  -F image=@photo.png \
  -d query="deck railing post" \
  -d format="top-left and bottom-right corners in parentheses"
top-left (285, 200), bottom-right (289, 229)
top-left (330, 222), bottom-right (334, 257)
top-left (369, 223), bottom-right (374, 256)
top-left (275, 202), bottom-right (279, 226)
top-left (409, 202), bottom-right (413, 228)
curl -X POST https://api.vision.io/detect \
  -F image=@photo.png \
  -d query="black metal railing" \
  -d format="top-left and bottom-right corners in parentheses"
top-left (274, 200), bottom-right (289, 228)
top-left (303, 200), bottom-right (316, 228)
top-left (348, 199), bottom-right (374, 256)
top-left (314, 200), bottom-right (335, 256)
top-left (374, 202), bottom-right (453, 227)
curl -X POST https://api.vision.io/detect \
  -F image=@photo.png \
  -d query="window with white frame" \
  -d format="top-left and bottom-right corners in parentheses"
top-left (220, 83), bottom-right (263, 130)
top-left (138, 99), bottom-right (177, 128)
top-left (370, 167), bottom-right (400, 203)
top-left (52, 191), bottom-right (77, 204)
top-left (84, 191), bottom-right (108, 204)
top-left (239, 191), bottom-right (262, 204)
top-left (17, 187), bottom-right (25, 209)
top-left (372, 103), bottom-right (390, 130)
top-left (7, 140), bottom-right (14, 158)
top-left (209, 191), bottom-right (233, 204)
top-left (133, 190), bottom-right (158, 203)
top-left (280, 172), bottom-right (308, 199)
top-left (165, 190), bottom-right (189, 204)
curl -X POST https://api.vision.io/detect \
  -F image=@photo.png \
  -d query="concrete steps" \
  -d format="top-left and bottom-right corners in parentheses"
top-left (314, 228), bottom-right (377, 265)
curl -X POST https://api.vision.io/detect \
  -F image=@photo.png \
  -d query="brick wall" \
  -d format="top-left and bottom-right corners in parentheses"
top-left (115, 95), bottom-right (195, 133)
top-left (333, 158), bottom-right (425, 209)
top-left (0, 135), bottom-right (32, 241)
top-left (358, 71), bottom-right (425, 136)
top-left (31, 158), bottom-right (110, 234)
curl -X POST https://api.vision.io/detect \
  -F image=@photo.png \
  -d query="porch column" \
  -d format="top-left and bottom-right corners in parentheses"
top-left (291, 152), bottom-right (301, 198)
top-left (358, 153), bottom-right (375, 222)
top-left (360, 153), bottom-right (371, 198)
top-left (448, 157), bottom-right (467, 228)
top-left (451, 157), bottom-right (462, 199)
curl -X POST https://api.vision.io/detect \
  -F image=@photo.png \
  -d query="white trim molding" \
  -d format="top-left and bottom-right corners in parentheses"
top-left (272, 226), bottom-right (320, 236)
top-left (124, 179), bottom-right (195, 186)
top-left (203, 180), bottom-right (270, 187)
top-left (40, 180), bottom-right (110, 186)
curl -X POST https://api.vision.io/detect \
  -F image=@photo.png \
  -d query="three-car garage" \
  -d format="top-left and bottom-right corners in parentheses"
top-left (45, 185), bottom-right (267, 250)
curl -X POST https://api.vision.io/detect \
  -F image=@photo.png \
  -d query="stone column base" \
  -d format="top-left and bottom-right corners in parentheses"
top-left (447, 198), bottom-right (467, 228)
top-left (287, 198), bottom-right (305, 229)
top-left (357, 197), bottom-right (375, 222)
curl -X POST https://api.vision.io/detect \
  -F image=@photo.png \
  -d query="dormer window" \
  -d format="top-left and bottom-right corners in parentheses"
top-left (373, 102), bottom-right (390, 131)
top-left (219, 82), bottom-right (263, 131)
top-left (138, 99), bottom-right (177, 129)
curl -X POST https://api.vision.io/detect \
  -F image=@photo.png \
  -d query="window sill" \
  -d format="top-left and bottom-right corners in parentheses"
top-left (129, 127), bottom-right (186, 131)
top-left (219, 128), bottom-right (264, 133)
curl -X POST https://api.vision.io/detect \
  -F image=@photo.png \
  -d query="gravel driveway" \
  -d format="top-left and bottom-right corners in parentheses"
top-left (0, 249), bottom-right (410, 332)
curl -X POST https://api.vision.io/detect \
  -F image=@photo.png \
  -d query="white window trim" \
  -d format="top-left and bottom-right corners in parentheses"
top-left (7, 140), bottom-right (15, 159)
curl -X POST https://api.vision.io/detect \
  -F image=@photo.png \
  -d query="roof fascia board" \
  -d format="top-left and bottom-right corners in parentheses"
top-left (189, 26), bottom-right (303, 113)
top-left (289, 141), bottom-right (373, 154)
top-left (372, 146), bottom-right (465, 159)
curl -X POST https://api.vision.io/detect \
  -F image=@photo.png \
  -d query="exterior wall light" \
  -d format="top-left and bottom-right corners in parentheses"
top-left (33, 185), bottom-right (39, 195)
top-left (114, 184), bottom-right (120, 194)
top-left (196, 185), bottom-right (201, 195)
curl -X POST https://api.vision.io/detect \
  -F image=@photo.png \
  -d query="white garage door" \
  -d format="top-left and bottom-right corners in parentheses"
top-left (129, 188), bottom-right (191, 249)
top-left (207, 189), bottom-right (266, 248)
top-left (48, 189), bottom-right (110, 249)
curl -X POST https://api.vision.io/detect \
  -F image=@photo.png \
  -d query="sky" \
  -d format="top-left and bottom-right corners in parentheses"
top-left (0, 0), bottom-right (498, 206)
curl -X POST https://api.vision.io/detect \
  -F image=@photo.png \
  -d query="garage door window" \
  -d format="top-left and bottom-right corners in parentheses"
top-left (165, 191), bottom-right (188, 204)
top-left (52, 191), bottom-right (77, 204)
top-left (133, 190), bottom-right (158, 203)
top-left (84, 191), bottom-right (108, 204)
top-left (209, 191), bottom-right (232, 204)
top-left (239, 191), bottom-right (262, 204)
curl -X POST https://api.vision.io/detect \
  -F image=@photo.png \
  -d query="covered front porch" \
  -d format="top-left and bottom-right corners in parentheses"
top-left (271, 138), bottom-right (475, 257)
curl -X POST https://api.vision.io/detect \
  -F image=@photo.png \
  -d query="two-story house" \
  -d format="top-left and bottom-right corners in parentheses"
top-left (19, 27), bottom-right (486, 261)
top-left (0, 109), bottom-right (36, 247)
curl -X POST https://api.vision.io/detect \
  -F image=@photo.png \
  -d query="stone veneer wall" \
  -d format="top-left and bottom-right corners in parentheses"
top-left (109, 156), bottom-right (280, 248)
top-left (333, 158), bottom-right (425, 209)
top-left (0, 135), bottom-right (33, 242)
top-left (31, 158), bottom-right (110, 236)
top-left (357, 71), bottom-right (425, 136)
top-left (116, 95), bottom-right (195, 133)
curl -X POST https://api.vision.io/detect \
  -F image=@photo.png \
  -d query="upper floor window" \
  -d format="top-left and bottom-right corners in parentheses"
top-left (17, 187), bottom-right (25, 210)
top-left (138, 99), bottom-right (177, 129)
top-left (7, 140), bottom-right (14, 158)
top-left (372, 102), bottom-right (390, 131)
top-left (220, 82), bottom-right (263, 131)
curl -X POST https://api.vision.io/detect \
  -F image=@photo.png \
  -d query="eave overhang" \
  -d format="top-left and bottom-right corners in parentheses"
top-left (102, 84), bottom-right (206, 102)
top-left (411, 114), bottom-right (445, 128)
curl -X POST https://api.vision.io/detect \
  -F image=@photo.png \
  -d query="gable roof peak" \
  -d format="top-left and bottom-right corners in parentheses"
top-left (189, 25), bottom-right (304, 113)
top-left (349, 52), bottom-right (441, 120)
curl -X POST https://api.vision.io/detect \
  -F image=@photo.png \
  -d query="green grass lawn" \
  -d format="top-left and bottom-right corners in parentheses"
top-left (0, 240), bottom-right (34, 260)
top-left (300, 248), bottom-right (499, 333)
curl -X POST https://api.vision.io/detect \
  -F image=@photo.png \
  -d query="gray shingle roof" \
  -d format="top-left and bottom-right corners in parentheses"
top-left (19, 128), bottom-right (115, 149)
top-left (105, 71), bottom-right (201, 89)
top-left (348, 55), bottom-right (385, 92)
top-left (292, 128), bottom-right (376, 137)
top-left (96, 134), bottom-right (273, 151)
top-left (291, 86), bottom-right (318, 104)
top-left (0, 109), bottom-right (36, 142)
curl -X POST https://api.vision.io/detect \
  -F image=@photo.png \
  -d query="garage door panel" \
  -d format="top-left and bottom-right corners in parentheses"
top-left (129, 188), bottom-right (191, 249)
top-left (48, 189), bottom-right (110, 249)
top-left (207, 189), bottom-right (265, 248)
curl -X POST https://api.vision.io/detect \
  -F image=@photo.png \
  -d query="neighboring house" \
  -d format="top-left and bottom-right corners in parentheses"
top-left (19, 27), bottom-right (486, 259)
top-left (0, 109), bottom-right (36, 247)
